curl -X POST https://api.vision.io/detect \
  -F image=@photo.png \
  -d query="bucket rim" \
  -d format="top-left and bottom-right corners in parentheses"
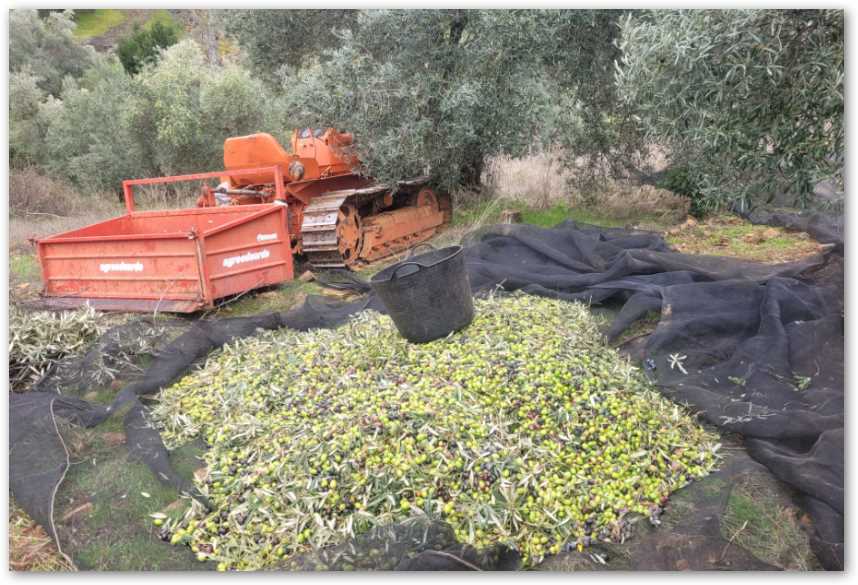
top-left (370, 245), bottom-right (464, 284)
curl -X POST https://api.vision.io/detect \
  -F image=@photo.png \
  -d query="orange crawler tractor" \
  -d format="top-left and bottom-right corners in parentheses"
top-left (200, 129), bottom-right (452, 268)
top-left (35, 129), bottom-right (452, 312)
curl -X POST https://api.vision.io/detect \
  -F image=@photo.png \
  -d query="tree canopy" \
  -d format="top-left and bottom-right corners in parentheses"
top-left (31, 41), bottom-right (289, 194)
top-left (9, 10), bottom-right (96, 96)
top-left (224, 10), bottom-right (358, 82)
top-left (8, 8), bottom-right (844, 210)
top-left (282, 10), bottom-right (629, 191)
top-left (616, 9), bottom-right (844, 209)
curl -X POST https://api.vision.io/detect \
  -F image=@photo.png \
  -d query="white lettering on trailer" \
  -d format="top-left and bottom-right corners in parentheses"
top-left (100, 261), bottom-right (144, 273)
top-left (256, 233), bottom-right (277, 242)
top-left (223, 248), bottom-right (270, 269)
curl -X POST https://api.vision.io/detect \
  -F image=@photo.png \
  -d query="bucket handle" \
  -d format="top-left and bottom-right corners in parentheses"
top-left (390, 262), bottom-right (423, 280)
top-left (406, 243), bottom-right (436, 259)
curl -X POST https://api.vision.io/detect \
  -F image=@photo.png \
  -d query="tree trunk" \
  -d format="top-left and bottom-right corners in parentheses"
top-left (458, 151), bottom-right (485, 191)
top-left (194, 10), bottom-right (221, 66)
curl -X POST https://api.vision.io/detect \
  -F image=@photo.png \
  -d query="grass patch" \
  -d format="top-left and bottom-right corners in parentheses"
top-left (700, 476), bottom-right (729, 497)
top-left (450, 196), bottom-right (503, 227)
top-left (69, 451), bottom-right (177, 509)
top-left (10, 253), bottom-right (41, 283)
top-left (82, 384), bottom-right (126, 408)
top-left (144, 9), bottom-right (182, 34)
top-left (720, 472), bottom-right (819, 570)
top-left (524, 204), bottom-right (604, 228)
top-left (665, 214), bottom-right (822, 263)
top-left (169, 440), bottom-right (208, 481)
top-left (452, 197), bottom-right (674, 231)
top-left (76, 532), bottom-right (189, 572)
top-left (73, 9), bottom-right (127, 39)
top-left (452, 203), bottom-right (821, 265)
top-left (59, 440), bottom-right (203, 570)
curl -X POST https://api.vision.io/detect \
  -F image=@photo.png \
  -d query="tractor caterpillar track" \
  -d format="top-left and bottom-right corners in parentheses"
top-left (301, 178), bottom-right (451, 269)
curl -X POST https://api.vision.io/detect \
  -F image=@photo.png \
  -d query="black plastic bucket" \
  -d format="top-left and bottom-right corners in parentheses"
top-left (370, 244), bottom-right (474, 343)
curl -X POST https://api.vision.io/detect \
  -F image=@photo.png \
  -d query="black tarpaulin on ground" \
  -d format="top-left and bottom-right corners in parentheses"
top-left (459, 221), bottom-right (843, 569)
top-left (9, 217), bottom-right (843, 570)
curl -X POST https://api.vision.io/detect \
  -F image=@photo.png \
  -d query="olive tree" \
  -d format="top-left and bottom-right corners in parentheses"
top-left (38, 40), bottom-right (290, 195)
top-left (133, 40), bottom-right (285, 176)
top-left (224, 10), bottom-right (358, 82)
top-left (522, 10), bottom-right (649, 188)
top-left (9, 9), bottom-right (96, 96)
top-left (41, 59), bottom-right (152, 193)
top-left (9, 70), bottom-right (51, 166)
top-left (616, 9), bottom-right (844, 210)
top-left (280, 9), bottom-right (648, 193)
top-left (9, 9), bottom-right (99, 169)
top-left (283, 10), bottom-right (572, 192)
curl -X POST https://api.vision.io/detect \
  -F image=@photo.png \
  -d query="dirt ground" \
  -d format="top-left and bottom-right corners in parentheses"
top-left (665, 214), bottom-right (823, 263)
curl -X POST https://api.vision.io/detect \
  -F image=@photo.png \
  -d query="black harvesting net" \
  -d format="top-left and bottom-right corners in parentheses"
top-left (9, 213), bottom-right (843, 570)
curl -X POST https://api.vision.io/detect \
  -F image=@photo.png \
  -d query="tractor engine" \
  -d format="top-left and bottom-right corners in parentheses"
top-left (196, 129), bottom-right (450, 268)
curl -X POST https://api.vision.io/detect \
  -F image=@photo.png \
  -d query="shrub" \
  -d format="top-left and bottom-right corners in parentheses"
top-left (9, 10), bottom-right (97, 168)
top-left (32, 40), bottom-right (287, 196)
top-left (657, 166), bottom-right (706, 218)
top-left (135, 40), bottom-right (279, 177)
top-left (118, 19), bottom-right (182, 75)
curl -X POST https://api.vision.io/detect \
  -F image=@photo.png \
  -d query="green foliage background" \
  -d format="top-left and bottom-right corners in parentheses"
top-left (9, 10), bottom-right (95, 96)
top-left (8, 8), bottom-right (844, 210)
top-left (617, 9), bottom-right (843, 210)
top-left (118, 19), bottom-right (182, 75)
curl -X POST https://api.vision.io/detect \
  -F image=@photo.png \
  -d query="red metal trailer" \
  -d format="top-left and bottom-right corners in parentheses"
top-left (35, 167), bottom-right (293, 313)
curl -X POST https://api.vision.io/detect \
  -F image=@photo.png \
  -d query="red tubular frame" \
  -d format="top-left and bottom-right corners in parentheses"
top-left (36, 165), bottom-right (293, 313)
top-left (122, 165), bottom-right (285, 213)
